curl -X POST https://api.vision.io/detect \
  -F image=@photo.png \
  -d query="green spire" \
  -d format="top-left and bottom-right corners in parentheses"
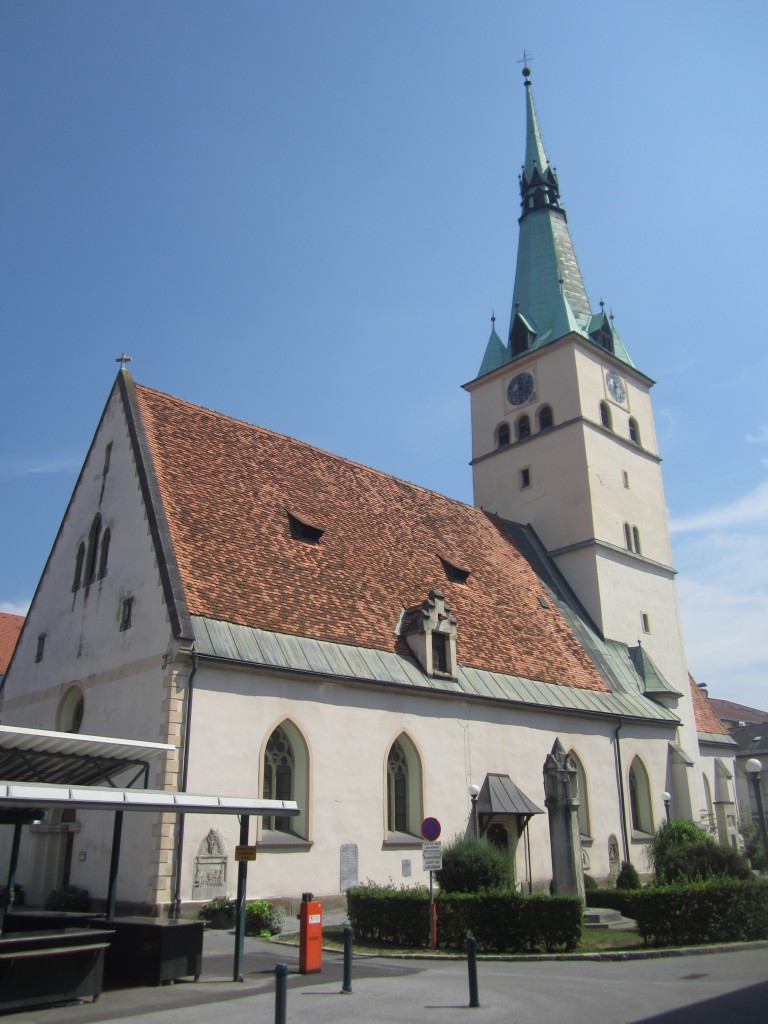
top-left (475, 64), bottom-right (634, 377)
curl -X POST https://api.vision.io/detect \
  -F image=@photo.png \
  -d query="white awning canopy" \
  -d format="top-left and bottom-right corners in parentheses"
top-left (0, 725), bottom-right (173, 788)
top-left (0, 781), bottom-right (299, 817)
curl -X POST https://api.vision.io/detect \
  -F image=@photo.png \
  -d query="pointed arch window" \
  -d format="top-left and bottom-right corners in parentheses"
top-left (73, 542), bottom-right (85, 592)
top-left (628, 756), bottom-right (653, 835)
top-left (261, 721), bottom-right (308, 839)
top-left (98, 528), bottom-right (111, 580)
top-left (517, 415), bottom-right (531, 441)
top-left (263, 726), bottom-right (295, 833)
top-left (538, 405), bottom-right (554, 431)
top-left (385, 734), bottom-right (423, 839)
top-left (599, 402), bottom-right (612, 430)
top-left (568, 750), bottom-right (591, 840)
top-left (84, 514), bottom-right (102, 585)
top-left (496, 423), bottom-right (510, 448)
top-left (628, 417), bottom-right (641, 445)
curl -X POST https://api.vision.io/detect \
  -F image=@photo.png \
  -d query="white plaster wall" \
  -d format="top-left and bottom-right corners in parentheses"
top-left (1, 387), bottom-right (176, 906)
top-left (178, 664), bottom-right (678, 901)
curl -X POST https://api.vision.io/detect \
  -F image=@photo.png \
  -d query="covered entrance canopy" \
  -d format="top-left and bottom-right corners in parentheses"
top-left (475, 773), bottom-right (544, 892)
top-left (0, 725), bottom-right (298, 982)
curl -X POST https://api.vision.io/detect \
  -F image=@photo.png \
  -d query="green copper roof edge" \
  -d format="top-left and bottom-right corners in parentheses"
top-left (190, 615), bottom-right (678, 724)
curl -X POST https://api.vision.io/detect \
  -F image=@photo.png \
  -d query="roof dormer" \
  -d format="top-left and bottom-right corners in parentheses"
top-left (400, 590), bottom-right (458, 679)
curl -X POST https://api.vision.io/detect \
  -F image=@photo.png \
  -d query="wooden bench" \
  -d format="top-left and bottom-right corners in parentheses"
top-left (0, 929), bottom-right (113, 1011)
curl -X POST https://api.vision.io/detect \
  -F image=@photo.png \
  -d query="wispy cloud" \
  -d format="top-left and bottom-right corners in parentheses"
top-left (0, 456), bottom-right (81, 479)
top-left (669, 480), bottom-right (768, 534)
top-left (0, 600), bottom-right (30, 617)
top-left (672, 482), bottom-right (768, 707)
top-left (22, 457), bottom-right (82, 475)
top-left (746, 426), bottom-right (768, 444)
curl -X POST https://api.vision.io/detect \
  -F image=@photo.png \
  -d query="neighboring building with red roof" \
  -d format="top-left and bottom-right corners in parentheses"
top-left (0, 613), bottom-right (24, 683)
top-left (0, 73), bottom-right (738, 912)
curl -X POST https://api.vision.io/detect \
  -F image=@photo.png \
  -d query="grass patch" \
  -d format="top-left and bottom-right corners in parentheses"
top-left (278, 924), bottom-right (646, 956)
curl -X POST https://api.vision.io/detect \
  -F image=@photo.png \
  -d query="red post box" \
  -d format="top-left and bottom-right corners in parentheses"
top-left (299, 897), bottom-right (322, 974)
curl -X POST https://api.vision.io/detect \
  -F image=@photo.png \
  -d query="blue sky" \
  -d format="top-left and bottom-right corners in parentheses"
top-left (1, 1), bottom-right (766, 710)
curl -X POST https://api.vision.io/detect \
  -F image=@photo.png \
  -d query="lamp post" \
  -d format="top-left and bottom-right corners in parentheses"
top-left (661, 791), bottom-right (671, 822)
top-left (745, 758), bottom-right (768, 859)
top-left (468, 783), bottom-right (480, 838)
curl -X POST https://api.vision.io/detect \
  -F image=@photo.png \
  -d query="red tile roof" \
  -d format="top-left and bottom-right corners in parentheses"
top-left (688, 677), bottom-right (730, 736)
top-left (0, 613), bottom-right (24, 675)
top-left (707, 697), bottom-right (768, 726)
top-left (134, 384), bottom-right (608, 691)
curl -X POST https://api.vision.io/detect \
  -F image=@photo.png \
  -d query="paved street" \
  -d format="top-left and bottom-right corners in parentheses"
top-left (11, 929), bottom-right (768, 1024)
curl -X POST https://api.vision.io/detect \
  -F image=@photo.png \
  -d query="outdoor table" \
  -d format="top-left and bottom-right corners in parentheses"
top-left (88, 916), bottom-right (204, 986)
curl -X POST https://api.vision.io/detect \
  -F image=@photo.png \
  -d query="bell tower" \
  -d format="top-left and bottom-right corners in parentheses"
top-left (464, 65), bottom-right (688, 695)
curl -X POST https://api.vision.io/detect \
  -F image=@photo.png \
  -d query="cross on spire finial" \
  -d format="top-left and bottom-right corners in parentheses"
top-left (115, 353), bottom-right (132, 368)
top-left (518, 50), bottom-right (532, 84)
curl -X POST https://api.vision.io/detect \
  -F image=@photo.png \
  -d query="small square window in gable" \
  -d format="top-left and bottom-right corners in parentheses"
top-left (286, 509), bottom-right (324, 545)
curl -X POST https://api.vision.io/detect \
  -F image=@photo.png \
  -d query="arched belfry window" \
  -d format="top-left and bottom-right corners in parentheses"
top-left (538, 405), bottom-right (554, 431)
top-left (599, 402), bottom-right (612, 430)
top-left (628, 756), bottom-right (653, 835)
top-left (262, 722), bottom-right (308, 838)
top-left (84, 514), bottom-right (102, 585)
top-left (517, 415), bottom-right (531, 440)
top-left (386, 734), bottom-right (422, 838)
top-left (496, 423), bottom-right (510, 448)
top-left (629, 417), bottom-right (640, 445)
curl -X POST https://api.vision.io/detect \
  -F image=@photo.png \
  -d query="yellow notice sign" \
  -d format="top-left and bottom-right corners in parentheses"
top-left (235, 845), bottom-right (257, 862)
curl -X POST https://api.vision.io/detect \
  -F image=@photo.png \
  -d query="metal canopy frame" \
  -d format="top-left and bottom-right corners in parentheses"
top-left (0, 726), bottom-right (299, 983)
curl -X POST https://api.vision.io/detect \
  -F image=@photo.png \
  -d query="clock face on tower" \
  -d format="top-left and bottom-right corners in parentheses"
top-left (506, 372), bottom-right (535, 406)
top-left (605, 371), bottom-right (626, 403)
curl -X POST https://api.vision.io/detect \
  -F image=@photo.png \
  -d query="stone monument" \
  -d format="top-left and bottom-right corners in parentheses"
top-left (543, 738), bottom-right (585, 900)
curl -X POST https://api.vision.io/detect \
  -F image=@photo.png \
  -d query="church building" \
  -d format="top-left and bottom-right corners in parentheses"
top-left (1, 69), bottom-right (736, 913)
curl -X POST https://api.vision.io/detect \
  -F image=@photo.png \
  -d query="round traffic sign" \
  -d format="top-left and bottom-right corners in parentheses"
top-left (421, 816), bottom-right (441, 841)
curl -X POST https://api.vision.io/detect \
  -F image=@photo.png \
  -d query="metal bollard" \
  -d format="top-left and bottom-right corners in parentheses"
top-left (275, 963), bottom-right (289, 1024)
top-left (341, 926), bottom-right (354, 993)
top-left (466, 936), bottom-right (479, 1008)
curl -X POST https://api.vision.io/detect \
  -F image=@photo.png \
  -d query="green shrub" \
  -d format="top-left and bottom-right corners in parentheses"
top-left (633, 878), bottom-right (768, 947)
top-left (616, 861), bottom-right (641, 890)
top-left (44, 885), bottom-right (91, 912)
top-left (648, 819), bottom-right (712, 883)
top-left (662, 843), bottom-right (752, 882)
top-left (268, 903), bottom-right (286, 935)
top-left (244, 899), bottom-right (273, 936)
top-left (198, 897), bottom-right (235, 926)
top-left (583, 874), bottom-right (598, 891)
top-left (435, 835), bottom-right (511, 893)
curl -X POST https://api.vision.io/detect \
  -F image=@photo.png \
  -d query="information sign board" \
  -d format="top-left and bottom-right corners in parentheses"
top-left (422, 840), bottom-right (442, 872)
top-left (234, 845), bottom-right (257, 862)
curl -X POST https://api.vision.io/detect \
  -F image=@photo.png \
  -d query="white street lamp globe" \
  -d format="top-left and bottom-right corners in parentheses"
top-left (746, 758), bottom-right (763, 775)
top-left (661, 791), bottom-right (671, 802)
top-left (468, 783), bottom-right (480, 798)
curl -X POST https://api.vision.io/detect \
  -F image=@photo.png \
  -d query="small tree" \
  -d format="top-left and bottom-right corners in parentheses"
top-left (647, 818), bottom-right (712, 883)
top-left (739, 807), bottom-right (768, 871)
top-left (616, 860), bottom-right (641, 890)
top-left (435, 835), bottom-right (511, 893)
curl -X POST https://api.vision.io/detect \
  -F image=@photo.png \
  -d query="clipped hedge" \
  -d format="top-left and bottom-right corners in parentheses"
top-left (345, 885), bottom-right (581, 953)
top-left (633, 878), bottom-right (768, 947)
